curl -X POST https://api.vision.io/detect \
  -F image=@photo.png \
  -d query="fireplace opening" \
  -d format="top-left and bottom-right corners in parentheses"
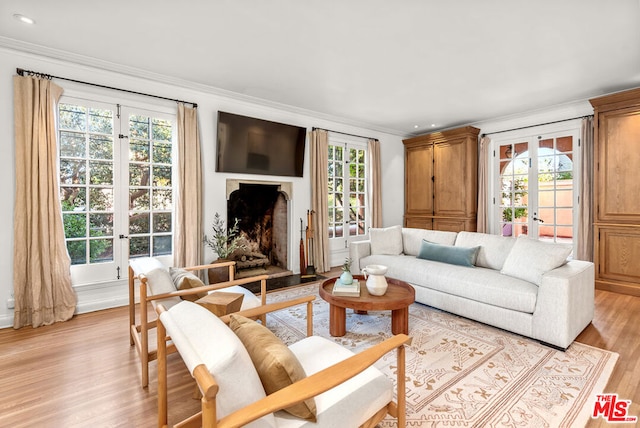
top-left (227, 182), bottom-right (289, 278)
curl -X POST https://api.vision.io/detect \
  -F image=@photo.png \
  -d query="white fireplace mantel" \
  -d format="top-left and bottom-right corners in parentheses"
top-left (225, 179), bottom-right (292, 200)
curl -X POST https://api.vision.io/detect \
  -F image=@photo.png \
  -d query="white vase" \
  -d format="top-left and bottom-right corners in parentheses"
top-left (361, 264), bottom-right (388, 296)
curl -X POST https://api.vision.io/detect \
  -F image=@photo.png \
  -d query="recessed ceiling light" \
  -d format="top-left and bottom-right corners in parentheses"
top-left (431, 124), bottom-right (436, 127)
top-left (413, 125), bottom-right (419, 129)
top-left (13, 14), bottom-right (35, 25)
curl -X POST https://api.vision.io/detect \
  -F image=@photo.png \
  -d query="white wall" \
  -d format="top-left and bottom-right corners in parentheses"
top-left (0, 46), bottom-right (406, 328)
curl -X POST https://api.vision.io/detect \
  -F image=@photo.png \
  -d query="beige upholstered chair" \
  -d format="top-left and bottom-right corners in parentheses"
top-left (128, 257), bottom-right (267, 388)
top-left (156, 296), bottom-right (412, 427)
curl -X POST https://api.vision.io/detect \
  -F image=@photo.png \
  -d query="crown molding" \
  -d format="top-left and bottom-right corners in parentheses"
top-left (0, 36), bottom-right (406, 137)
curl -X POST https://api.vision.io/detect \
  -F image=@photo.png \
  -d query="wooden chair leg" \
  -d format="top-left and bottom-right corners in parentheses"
top-left (397, 344), bottom-right (406, 427)
top-left (140, 281), bottom-right (149, 388)
top-left (157, 316), bottom-right (168, 428)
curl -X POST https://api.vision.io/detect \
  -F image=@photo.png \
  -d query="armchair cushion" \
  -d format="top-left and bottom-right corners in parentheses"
top-left (144, 268), bottom-right (182, 309)
top-left (169, 267), bottom-right (207, 301)
top-left (160, 302), bottom-right (276, 427)
top-left (229, 314), bottom-right (317, 422)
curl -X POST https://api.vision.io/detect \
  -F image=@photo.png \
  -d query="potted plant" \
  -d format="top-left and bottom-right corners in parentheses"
top-left (204, 213), bottom-right (246, 283)
top-left (340, 257), bottom-right (353, 285)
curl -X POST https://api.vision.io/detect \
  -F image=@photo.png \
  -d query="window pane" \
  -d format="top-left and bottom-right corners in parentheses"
top-left (130, 139), bottom-right (150, 162)
top-left (153, 235), bottom-right (172, 256)
top-left (64, 213), bottom-right (86, 238)
top-left (89, 213), bottom-right (113, 237)
top-left (130, 164), bottom-right (150, 186)
top-left (152, 165), bottom-right (172, 187)
top-left (89, 108), bottom-right (113, 134)
top-left (153, 141), bottom-right (172, 163)
top-left (60, 131), bottom-right (85, 157)
top-left (90, 238), bottom-right (113, 263)
top-left (89, 135), bottom-right (113, 160)
top-left (129, 213), bottom-right (150, 234)
top-left (152, 189), bottom-right (172, 210)
top-left (89, 161), bottom-right (113, 185)
top-left (89, 188), bottom-right (114, 211)
top-left (60, 160), bottom-right (86, 185)
top-left (60, 187), bottom-right (86, 211)
top-left (130, 236), bottom-right (150, 257)
top-left (153, 213), bottom-right (172, 233)
top-left (59, 104), bottom-right (86, 131)
top-left (130, 189), bottom-right (150, 210)
top-left (152, 118), bottom-right (172, 142)
top-left (130, 115), bottom-right (150, 138)
top-left (67, 240), bottom-right (86, 265)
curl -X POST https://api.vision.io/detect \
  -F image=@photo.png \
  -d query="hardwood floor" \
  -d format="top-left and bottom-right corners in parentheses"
top-left (0, 283), bottom-right (638, 427)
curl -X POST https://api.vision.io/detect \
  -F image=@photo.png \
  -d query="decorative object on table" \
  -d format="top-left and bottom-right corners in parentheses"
top-left (204, 212), bottom-right (246, 283)
top-left (339, 257), bottom-right (353, 284)
top-left (361, 264), bottom-right (389, 296)
top-left (301, 209), bottom-right (317, 278)
top-left (332, 279), bottom-right (360, 297)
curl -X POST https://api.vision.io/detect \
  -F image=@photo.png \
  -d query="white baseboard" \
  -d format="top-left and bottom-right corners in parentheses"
top-left (0, 279), bottom-right (130, 330)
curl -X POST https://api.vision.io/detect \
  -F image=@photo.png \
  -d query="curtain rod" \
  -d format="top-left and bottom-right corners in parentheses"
top-left (312, 127), bottom-right (376, 141)
top-left (481, 115), bottom-right (592, 138)
top-left (16, 68), bottom-right (198, 108)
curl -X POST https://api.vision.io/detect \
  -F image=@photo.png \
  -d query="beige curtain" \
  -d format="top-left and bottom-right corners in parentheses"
top-left (174, 104), bottom-right (203, 268)
top-left (476, 136), bottom-right (491, 233)
top-left (310, 129), bottom-right (330, 272)
top-left (368, 139), bottom-right (382, 228)
top-left (577, 117), bottom-right (594, 261)
top-left (13, 75), bottom-right (77, 329)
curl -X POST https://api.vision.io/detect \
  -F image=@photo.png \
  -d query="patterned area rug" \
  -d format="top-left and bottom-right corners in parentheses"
top-left (265, 284), bottom-right (618, 428)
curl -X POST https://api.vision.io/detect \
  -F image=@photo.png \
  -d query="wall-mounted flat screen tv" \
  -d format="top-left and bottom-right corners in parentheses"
top-left (216, 111), bottom-right (307, 177)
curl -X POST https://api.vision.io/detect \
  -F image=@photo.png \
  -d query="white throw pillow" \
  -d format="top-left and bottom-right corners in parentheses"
top-left (500, 237), bottom-right (572, 285)
top-left (370, 225), bottom-right (403, 255)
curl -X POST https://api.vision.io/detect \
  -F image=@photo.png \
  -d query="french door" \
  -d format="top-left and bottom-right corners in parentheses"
top-left (494, 127), bottom-right (579, 250)
top-left (58, 97), bottom-right (175, 286)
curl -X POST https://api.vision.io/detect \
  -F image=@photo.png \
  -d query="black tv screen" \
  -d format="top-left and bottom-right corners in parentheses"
top-left (216, 111), bottom-right (307, 177)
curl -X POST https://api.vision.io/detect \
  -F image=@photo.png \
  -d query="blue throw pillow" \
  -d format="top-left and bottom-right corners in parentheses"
top-left (417, 239), bottom-right (479, 267)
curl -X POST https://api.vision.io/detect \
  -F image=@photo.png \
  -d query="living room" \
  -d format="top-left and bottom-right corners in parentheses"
top-left (1, 1), bottom-right (639, 427)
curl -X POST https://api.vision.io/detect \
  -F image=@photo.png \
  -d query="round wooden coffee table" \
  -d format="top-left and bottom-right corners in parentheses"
top-left (319, 275), bottom-right (415, 337)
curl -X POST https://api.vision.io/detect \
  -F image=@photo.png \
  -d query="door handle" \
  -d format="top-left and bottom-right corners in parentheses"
top-left (532, 217), bottom-right (544, 223)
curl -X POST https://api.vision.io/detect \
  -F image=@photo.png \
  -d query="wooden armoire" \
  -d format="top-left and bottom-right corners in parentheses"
top-left (590, 87), bottom-right (640, 297)
top-left (403, 126), bottom-right (480, 232)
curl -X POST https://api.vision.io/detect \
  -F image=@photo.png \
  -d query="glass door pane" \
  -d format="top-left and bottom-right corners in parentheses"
top-left (499, 142), bottom-right (529, 237)
top-left (535, 135), bottom-right (574, 244)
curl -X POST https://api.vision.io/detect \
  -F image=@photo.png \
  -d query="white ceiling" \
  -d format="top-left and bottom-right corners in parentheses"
top-left (1, 0), bottom-right (639, 136)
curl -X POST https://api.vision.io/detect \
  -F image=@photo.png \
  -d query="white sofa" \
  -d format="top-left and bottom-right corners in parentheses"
top-left (349, 226), bottom-right (595, 349)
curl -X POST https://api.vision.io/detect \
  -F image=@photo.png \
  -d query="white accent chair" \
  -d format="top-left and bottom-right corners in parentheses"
top-left (128, 257), bottom-right (268, 388)
top-left (156, 296), bottom-right (412, 428)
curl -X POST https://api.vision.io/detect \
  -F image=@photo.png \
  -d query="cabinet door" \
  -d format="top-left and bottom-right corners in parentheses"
top-left (596, 226), bottom-right (640, 295)
top-left (596, 108), bottom-right (640, 223)
top-left (405, 144), bottom-right (433, 214)
top-left (434, 138), bottom-right (467, 216)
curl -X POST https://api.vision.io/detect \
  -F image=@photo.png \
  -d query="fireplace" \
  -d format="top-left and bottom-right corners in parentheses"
top-left (226, 179), bottom-right (292, 278)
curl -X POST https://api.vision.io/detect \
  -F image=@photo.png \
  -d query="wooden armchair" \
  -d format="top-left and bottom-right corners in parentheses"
top-left (128, 257), bottom-right (268, 388)
top-left (157, 296), bottom-right (412, 427)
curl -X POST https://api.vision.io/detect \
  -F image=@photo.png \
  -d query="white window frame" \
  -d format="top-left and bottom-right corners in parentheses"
top-left (488, 120), bottom-right (581, 254)
top-left (327, 133), bottom-right (369, 262)
top-left (58, 91), bottom-right (176, 287)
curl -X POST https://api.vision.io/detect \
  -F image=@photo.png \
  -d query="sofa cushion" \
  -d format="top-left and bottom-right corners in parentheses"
top-left (360, 254), bottom-right (538, 313)
top-left (129, 256), bottom-right (165, 276)
top-left (454, 231), bottom-right (516, 270)
top-left (370, 225), bottom-right (403, 255)
top-left (229, 314), bottom-right (317, 421)
top-left (501, 237), bottom-right (572, 286)
top-left (402, 228), bottom-right (458, 256)
top-left (169, 267), bottom-right (207, 301)
top-left (160, 302), bottom-right (276, 427)
top-left (417, 240), bottom-right (479, 267)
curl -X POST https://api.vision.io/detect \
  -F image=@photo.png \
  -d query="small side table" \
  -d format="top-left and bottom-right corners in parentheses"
top-left (195, 292), bottom-right (244, 316)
